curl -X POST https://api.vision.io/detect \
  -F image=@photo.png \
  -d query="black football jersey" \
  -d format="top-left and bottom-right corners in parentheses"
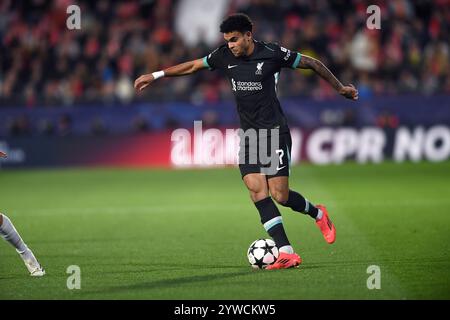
top-left (203, 40), bottom-right (301, 133)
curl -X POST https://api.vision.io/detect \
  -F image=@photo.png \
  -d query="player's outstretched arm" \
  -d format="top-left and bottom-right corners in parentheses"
top-left (297, 55), bottom-right (358, 100)
top-left (134, 58), bottom-right (206, 91)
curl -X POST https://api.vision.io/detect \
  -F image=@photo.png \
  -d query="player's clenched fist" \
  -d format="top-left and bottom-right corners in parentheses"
top-left (339, 84), bottom-right (359, 100)
top-left (134, 74), bottom-right (155, 91)
top-left (0, 151), bottom-right (6, 158)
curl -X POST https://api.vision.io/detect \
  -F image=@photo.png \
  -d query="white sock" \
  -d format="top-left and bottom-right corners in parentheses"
top-left (0, 214), bottom-right (28, 254)
top-left (316, 209), bottom-right (323, 221)
top-left (279, 245), bottom-right (294, 254)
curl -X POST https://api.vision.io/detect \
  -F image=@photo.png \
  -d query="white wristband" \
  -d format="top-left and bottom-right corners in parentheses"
top-left (151, 71), bottom-right (165, 80)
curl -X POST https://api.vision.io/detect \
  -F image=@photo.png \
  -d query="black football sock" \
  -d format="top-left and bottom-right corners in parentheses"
top-left (280, 190), bottom-right (320, 219)
top-left (254, 197), bottom-right (290, 248)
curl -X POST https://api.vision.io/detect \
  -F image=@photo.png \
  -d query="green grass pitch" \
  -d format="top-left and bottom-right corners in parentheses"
top-left (0, 161), bottom-right (449, 299)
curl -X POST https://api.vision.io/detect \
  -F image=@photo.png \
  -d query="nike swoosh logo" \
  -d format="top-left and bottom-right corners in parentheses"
top-left (276, 165), bottom-right (286, 171)
top-left (228, 64), bottom-right (238, 69)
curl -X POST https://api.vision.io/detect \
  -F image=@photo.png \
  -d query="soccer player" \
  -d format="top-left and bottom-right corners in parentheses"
top-left (0, 151), bottom-right (45, 276)
top-left (134, 14), bottom-right (358, 269)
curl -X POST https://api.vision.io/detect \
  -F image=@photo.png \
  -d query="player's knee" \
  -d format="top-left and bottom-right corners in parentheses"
top-left (244, 175), bottom-right (268, 203)
top-left (247, 184), bottom-right (269, 202)
top-left (249, 191), bottom-right (269, 203)
top-left (271, 189), bottom-right (289, 204)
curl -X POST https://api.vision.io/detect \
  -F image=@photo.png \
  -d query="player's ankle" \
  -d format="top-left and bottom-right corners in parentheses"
top-left (315, 209), bottom-right (323, 221)
top-left (279, 245), bottom-right (294, 254)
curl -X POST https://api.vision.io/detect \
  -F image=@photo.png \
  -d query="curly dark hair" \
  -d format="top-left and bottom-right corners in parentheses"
top-left (219, 13), bottom-right (253, 34)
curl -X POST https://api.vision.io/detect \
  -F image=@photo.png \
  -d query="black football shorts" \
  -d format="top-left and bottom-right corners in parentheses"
top-left (238, 130), bottom-right (292, 179)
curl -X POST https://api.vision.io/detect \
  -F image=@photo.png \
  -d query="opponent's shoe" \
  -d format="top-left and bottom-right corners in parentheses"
top-left (315, 205), bottom-right (336, 244)
top-left (19, 248), bottom-right (45, 277)
top-left (266, 252), bottom-right (301, 270)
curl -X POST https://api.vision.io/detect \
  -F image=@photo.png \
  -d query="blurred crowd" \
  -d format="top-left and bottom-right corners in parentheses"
top-left (0, 0), bottom-right (449, 109)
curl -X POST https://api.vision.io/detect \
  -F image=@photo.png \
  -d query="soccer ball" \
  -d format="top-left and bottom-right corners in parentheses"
top-left (247, 239), bottom-right (279, 269)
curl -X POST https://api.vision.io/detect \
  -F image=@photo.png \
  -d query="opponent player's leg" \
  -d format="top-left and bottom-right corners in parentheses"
top-left (269, 177), bottom-right (336, 244)
top-left (0, 213), bottom-right (45, 276)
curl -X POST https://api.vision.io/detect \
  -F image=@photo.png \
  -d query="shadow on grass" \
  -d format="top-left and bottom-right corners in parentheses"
top-left (304, 258), bottom-right (450, 268)
top-left (102, 262), bottom-right (247, 270)
top-left (31, 237), bottom-right (146, 245)
top-left (81, 268), bottom-right (252, 296)
top-left (0, 275), bottom-right (31, 280)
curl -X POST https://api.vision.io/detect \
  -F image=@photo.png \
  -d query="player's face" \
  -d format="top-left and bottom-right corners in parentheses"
top-left (224, 31), bottom-right (252, 57)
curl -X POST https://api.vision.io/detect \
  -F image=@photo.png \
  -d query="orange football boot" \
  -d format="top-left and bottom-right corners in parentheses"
top-left (266, 252), bottom-right (302, 270)
top-left (315, 205), bottom-right (336, 244)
